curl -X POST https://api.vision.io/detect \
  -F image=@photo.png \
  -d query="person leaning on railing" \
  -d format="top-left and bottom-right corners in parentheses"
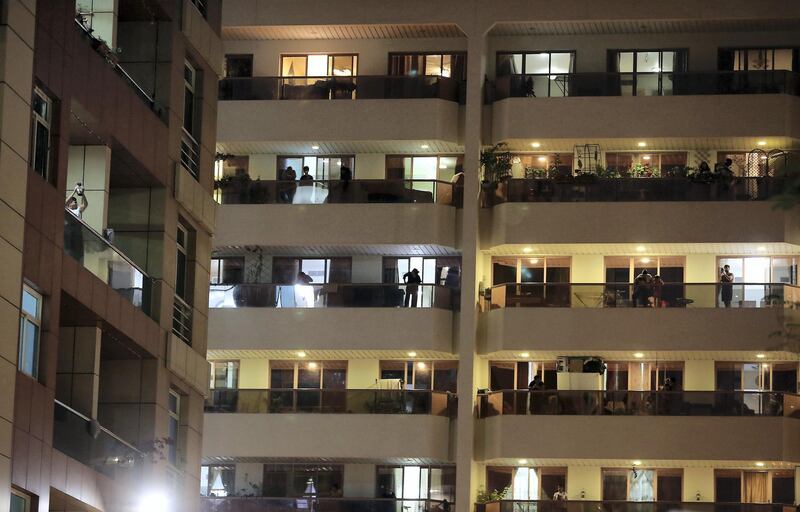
top-left (65, 183), bottom-right (89, 263)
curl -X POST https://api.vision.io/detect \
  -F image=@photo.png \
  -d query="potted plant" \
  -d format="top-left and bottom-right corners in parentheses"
top-left (632, 163), bottom-right (661, 178)
top-left (215, 173), bottom-right (253, 203)
top-left (475, 486), bottom-right (511, 512)
top-left (524, 166), bottom-right (548, 179)
top-left (233, 246), bottom-right (274, 307)
top-left (480, 143), bottom-right (513, 206)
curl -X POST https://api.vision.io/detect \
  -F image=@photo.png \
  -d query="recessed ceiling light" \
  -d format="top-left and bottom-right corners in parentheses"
top-left (522, 247), bottom-right (533, 253)
top-left (537, 156), bottom-right (547, 163)
top-left (757, 141), bottom-right (767, 146)
top-left (637, 141), bottom-right (647, 147)
top-left (408, 351), bottom-right (417, 358)
top-left (420, 144), bottom-right (429, 149)
top-left (518, 459), bottom-right (528, 465)
top-left (636, 246), bottom-right (646, 252)
top-left (633, 460), bottom-right (642, 466)
top-left (296, 351), bottom-right (307, 358)
top-left (531, 142), bottom-right (541, 148)
top-left (311, 145), bottom-right (320, 150)
top-left (417, 362), bottom-right (427, 369)
top-left (640, 257), bottom-right (650, 264)
top-left (642, 155), bottom-right (651, 161)
top-left (755, 462), bottom-right (765, 467)
top-left (756, 353), bottom-right (766, 359)
top-left (307, 362), bottom-right (318, 369)
top-left (519, 352), bottom-right (530, 358)
top-left (633, 352), bottom-right (644, 359)
top-left (757, 246), bottom-right (766, 252)
top-left (529, 258), bottom-right (539, 264)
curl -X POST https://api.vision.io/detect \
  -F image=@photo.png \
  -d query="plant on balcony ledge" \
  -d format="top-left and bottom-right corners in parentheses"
top-left (631, 163), bottom-right (661, 178)
top-left (476, 486), bottom-right (510, 504)
top-left (480, 143), bottom-right (513, 187)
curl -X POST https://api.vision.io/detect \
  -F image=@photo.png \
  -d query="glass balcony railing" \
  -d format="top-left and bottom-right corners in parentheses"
top-left (493, 70), bottom-right (800, 100)
top-left (201, 497), bottom-right (450, 512)
top-left (489, 177), bottom-right (787, 205)
top-left (63, 210), bottom-right (152, 314)
top-left (210, 283), bottom-right (456, 310)
top-left (215, 179), bottom-right (462, 207)
top-left (487, 283), bottom-right (795, 309)
top-left (478, 390), bottom-right (800, 418)
top-left (205, 389), bottom-right (457, 416)
top-left (53, 400), bottom-right (142, 479)
top-left (477, 501), bottom-right (791, 512)
top-left (218, 75), bottom-right (463, 102)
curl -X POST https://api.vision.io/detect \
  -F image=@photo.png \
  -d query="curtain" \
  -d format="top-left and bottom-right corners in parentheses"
top-left (513, 468), bottom-right (539, 500)
top-left (629, 470), bottom-right (655, 502)
top-left (744, 472), bottom-right (768, 503)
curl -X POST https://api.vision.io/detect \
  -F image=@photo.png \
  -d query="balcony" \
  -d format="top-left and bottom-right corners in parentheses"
top-left (215, 179), bottom-right (461, 207)
top-left (206, 389), bottom-right (456, 416)
top-left (477, 390), bottom-right (800, 418)
top-left (491, 72), bottom-right (800, 142)
top-left (52, 400), bottom-right (142, 479)
top-left (63, 210), bottom-right (152, 315)
top-left (480, 501), bottom-right (791, 512)
top-left (217, 77), bottom-right (461, 146)
top-left (201, 497), bottom-right (447, 512)
top-left (202, 393), bottom-right (453, 460)
top-left (479, 400), bottom-right (800, 462)
top-left (483, 283), bottom-right (797, 354)
top-left (208, 285), bottom-right (454, 353)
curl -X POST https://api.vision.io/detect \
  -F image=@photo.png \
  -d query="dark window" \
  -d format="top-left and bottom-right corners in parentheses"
top-left (189, 0), bottom-right (207, 17)
top-left (225, 54), bottom-right (253, 78)
top-left (657, 474), bottom-right (683, 501)
top-left (262, 464), bottom-right (344, 498)
top-left (31, 88), bottom-right (54, 182)
top-left (175, 224), bottom-right (190, 300)
top-left (715, 473), bottom-right (742, 502)
top-left (602, 471), bottom-right (628, 500)
top-left (211, 257), bottom-right (244, 285)
top-left (772, 473), bottom-right (795, 504)
top-left (486, 467), bottom-right (513, 496)
top-left (433, 361), bottom-right (458, 393)
top-left (772, 363), bottom-right (797, 393)
top-left (540, 472), bottom-right (567, 500)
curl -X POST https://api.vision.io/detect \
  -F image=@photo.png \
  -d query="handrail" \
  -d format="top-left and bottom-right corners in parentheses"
top-left (477, 500), bottom-right (791, 512)
top-left (477, 390), bottom-right (800, 418)
top-left (54, 400), bottom-right (142, 454)
top-left (200, 496), bottom-right (451, 512)
top-left (63, 209), bottom-right (149, 278)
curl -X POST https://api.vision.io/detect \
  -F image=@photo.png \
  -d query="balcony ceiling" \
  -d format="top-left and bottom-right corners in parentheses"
top-left (223, 23), bottom-right (466, 40)
top-left (498, 137), bottom-right (799, 153)
top-left (490, 18), bottom-right (800, 36)
top-left (217, 140), bottom-right (464, 156)
top-left (204, 455), bottom-right (452, 465)
top-left (484, 242), bottom-right (800, 257)
top-left (207, 348), bottom-right (457, 361)
top-left (214, 243), bottom-right (460, 257)
top-left (483, 458), bottom-right (796, 469)
top-left (483, 350), bottom-right (800, 363)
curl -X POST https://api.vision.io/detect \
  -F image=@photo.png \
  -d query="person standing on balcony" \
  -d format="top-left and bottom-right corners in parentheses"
top-left (652, 274), bottom-right (665, 307)
top-left (719, 264), bottom-right (734, 308)
top-left (633, 269), bottom-right (654, 307)
top-left (402, 268), bottom-right (422, 307)
top-left (299, 166), bottom-right (313, 185)
top-left (528, 374), bottom-right (544, 413)
top-left (279, 166), bottom-right (297, 203)
top-left (64, 183), bottom-right (88, 263)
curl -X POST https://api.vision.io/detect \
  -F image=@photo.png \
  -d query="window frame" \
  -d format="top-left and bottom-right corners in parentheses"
top-left (719, 47), bottom-right (799, 72)
top-left (168, 389), bottom-right (181, 466)
top-left (209, 360), bottom-right (240, 390)
top-left (30, 87), bottom-right (53, 182)
top-left (18, 285), bottom-right (42, 379)
top-left (387, 51), bottom-right (468, 80)
top-left (279, 53), bottom-right (359, 78)
top-left (210, 256), bottom-right (245, 285)
top-left (608, 48), bottom-right (689, 96)
top-left (491, 256), bottom-right (572, 285)
top-left (175, 223), bottom-right (190, 300)
top-left (224, 54), bottom-right (254, 78)
top-left (183, 59), bottom-right (198, 136)
top-left (10, 488), bottom-right (33, 512)
top-left (496, 50), bottom-right (576, 97)
top-left (188, 0), bottom-right (207, 18)
top-left (277, 155), bottom-right (356, 181)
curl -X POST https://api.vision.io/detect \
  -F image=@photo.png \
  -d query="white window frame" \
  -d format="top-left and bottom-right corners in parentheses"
top-left (10, 488), bottom-right (32, 512)
top-left (168, 389), bottom-right (181, 466)
top-left (18, 285), bottom-right (42, 379)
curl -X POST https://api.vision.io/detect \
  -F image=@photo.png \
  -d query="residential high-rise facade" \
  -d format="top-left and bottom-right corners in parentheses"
top-left (1, 1), bottom-right (220, 511)
top-left (203, 2), bottom-right (800, 512)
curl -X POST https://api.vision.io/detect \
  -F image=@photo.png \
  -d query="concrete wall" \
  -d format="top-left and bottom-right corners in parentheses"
top-left (483, 308), bottom-right (787, 354)
top-left (480, 416), bottom-right (800, 462)
top-left (214, 203), bottom-right (457, 249)
top-left (209, 308), bottom-right (454, 354)
top-left (203, 414), bottom-right (452, 461)
top-left (485, 202), bottom-right (799, 247)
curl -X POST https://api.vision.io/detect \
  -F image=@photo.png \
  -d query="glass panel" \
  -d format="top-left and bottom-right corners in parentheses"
top-left (658, 474), bottom-right (683, 502)
top-left (637, 51), bottom-right (661, 73)
top-left (21, 290), bottom-right (39, 317)
top-left (414, 361), bottom-right (432, 390)
top-left (525, 53), bottom-right (550, 74)
top-left (282, 56), bottom-right (307, 77)
top-left (716, 474), bottom-right (742, 502)
top-left (520, 258), bottom-right (544, 283)
top-left (331, 55), bottom-right (355, 76)
top-left (441, 55), bottom-right (452, 77)
top-left (493, 257), bottom-right (517, 285)
top-left (661, 51), bottom-right (676, 72)
top-left (629, 469), bottom-right (655, 501)
top-left (550, 53), bottom-right (574, 74)
top-left (603, 471), bottom-right (628, 500)
top-left (225, 55), bottom-right (253, 78)
top-left (497, 53), bottom-right (523, 75)
top-left (424, 55), bottom-right (443, 76)
top-left (298, 363), bottom-right (321, 388)
top-left (306, 55), bottom-right (328, 76)
top-left (774, 49), bottom-right (794, 71)
top-left (618, 52), bottom-right (634, 72)
top-left (636, 73), bottom-right (660, 96)
top-left (748, 49), bottom-right (769, 71)
top-left (301, 259), bottom-right (327, 284)
top-left (437, 156), bottom-right (459, 182)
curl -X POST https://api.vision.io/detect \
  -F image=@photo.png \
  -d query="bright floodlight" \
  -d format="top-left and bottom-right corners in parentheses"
top-left (139, 492), bottom-right (169, 512)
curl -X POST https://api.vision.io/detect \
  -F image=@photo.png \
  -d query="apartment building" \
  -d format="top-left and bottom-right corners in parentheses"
top-left (0, 1), bottom-right (220, 511)
top-left (203, 2), bottom-right (800, 512)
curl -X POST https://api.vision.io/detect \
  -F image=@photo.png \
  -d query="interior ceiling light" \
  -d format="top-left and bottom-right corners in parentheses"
top-left (531, 142), bottom-right (541, 148)
top-left (420, 144), bottom-right (430, 149)
top-left (636, 246), bottom-right (646, 252)
top-left (296, 351), bottom-right (307, 358)
top-left (757, 140), bottom-right (767, 146)
top-left (637, 141), bottom-right (647, 147)
top-left (522, 247), bottom-right (533, 253)
top-left (633, 352), bottom-right (644, 359)
top-left (756, 353), bottom-right (766, 359)
top-left (311, 145), bottom-right (320, 150)
top-left (408, 351), bottom-right (417, 357)
top-left (519, 352), bottom-right (530, 358)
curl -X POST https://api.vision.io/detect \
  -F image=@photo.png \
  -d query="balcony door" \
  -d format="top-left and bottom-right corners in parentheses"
top-left (608, 49), bottom-right (688, 96)
top-left (269, 360), bottom-right (347, 412)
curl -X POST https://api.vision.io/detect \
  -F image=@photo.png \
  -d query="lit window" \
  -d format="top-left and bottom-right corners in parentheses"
top-left (18, 286), bottom-right (42, 379)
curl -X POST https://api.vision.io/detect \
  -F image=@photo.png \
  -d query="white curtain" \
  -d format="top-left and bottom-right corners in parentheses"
top-left (629, 470), bottom-right (655, 501)
top-left (513, 468), bottom-right (539, 500)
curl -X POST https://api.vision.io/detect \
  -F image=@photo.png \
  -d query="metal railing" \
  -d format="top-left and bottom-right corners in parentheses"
top-left (478, 390), bottom-right (800, 418)
top-left (218, 75), bottom-right (462, 102)
top-left (73, 17), bottom-right (164, 121)
top-left (189, 0), bottom-right (207, 17)
top-left (488, 177), bottom-right (787, 205)
top-left (487, 282), bottom-right (795, 309)
top-left (52, 400), bottom-right (142, 479)
top-left (201, 497), bottom-right (450, 512)
top-left (63, 210), bottom-right (152, 315)
top-left (172, 295), bottom-right (193, 345)
top-left (477, 501), bottom-right (793, 512)
top-left (205, 389), bottom-right (457, 416)
top-left (181, 128), bottom-right (201, 179)
top-left (493, 70), bottom-right (800, 100)
top-left (209, 283), bottom-right (456, 310)
top-left (215, 179), bottom-right (462, 207)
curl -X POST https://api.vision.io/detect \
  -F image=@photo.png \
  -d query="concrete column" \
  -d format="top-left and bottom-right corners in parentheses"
top-left (454, 26), bottom-right (489, 512)
top-left (67, 145), bottom-right (112, 233)
top-left (566, 466), bottom-right (601, 500)
top-left (683, 467), bottom-right (715, 502)
top-left (684, 360), bottom-right (716, 391)
top-left (56, 326), bottom-right (102, 418)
